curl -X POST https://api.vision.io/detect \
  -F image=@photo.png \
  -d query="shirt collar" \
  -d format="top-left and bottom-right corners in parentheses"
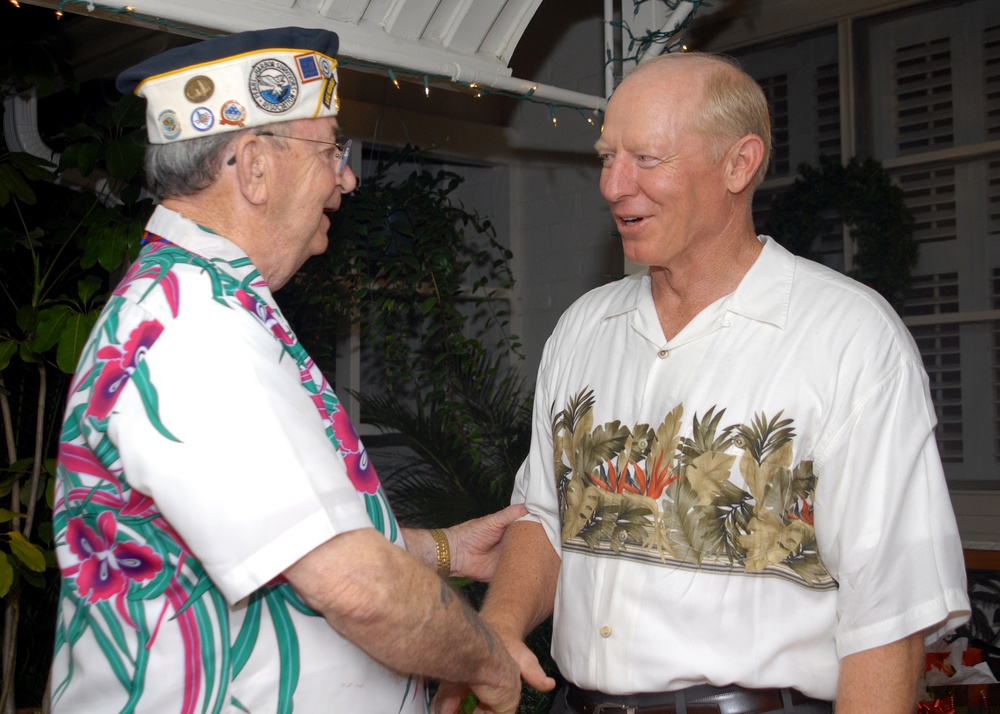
top-left (726, 235), bottom-right (792, 329)
top-left (599, 235), bottom-right (794, 330)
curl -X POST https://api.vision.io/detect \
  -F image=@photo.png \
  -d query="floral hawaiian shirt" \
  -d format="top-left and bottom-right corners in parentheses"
top-left (51, 206), bottom-right (428, 713)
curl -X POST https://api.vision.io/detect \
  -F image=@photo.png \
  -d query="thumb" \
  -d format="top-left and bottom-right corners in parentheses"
top-left (508, 639), bottom-right (556, 692)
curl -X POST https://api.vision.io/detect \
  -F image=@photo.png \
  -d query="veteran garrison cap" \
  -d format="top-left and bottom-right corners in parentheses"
top-left (117, 27), bottom-right (340, 145)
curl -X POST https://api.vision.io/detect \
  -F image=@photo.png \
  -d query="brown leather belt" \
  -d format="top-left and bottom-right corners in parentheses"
top-left (566, 684), bottom-right (828, 714)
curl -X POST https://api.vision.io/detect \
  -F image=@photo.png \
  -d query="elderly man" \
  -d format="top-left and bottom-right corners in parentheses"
top-left (50, 28), bottom-right (521, 713)
top-left (448, 52), bottom-right (970, 714)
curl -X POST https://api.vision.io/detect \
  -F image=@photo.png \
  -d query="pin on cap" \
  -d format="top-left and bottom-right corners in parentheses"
top-left (117, 27), bottom-right (340, 145)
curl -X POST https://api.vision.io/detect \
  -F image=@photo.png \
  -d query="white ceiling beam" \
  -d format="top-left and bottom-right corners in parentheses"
top-left (19, 0), bottom-right (607, 111)
top-left (478, 0), bottom-right (543, 63)
top-left (381, 0), bottom-right (439, 40)
top-left (318, 0), bottom-right (372, 25)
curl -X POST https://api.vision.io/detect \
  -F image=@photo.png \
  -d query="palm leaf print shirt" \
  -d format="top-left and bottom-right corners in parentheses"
top-left (514, 235), bottom-right (969, 701)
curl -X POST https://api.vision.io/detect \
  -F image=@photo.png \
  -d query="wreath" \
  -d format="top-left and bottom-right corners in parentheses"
top-left (763, 156), bottom-right (917, 312)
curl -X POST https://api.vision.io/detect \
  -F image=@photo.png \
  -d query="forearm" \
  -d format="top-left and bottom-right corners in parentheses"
top-left (286, 529), bottom-right (511, 690)
top-left (402, 527), bottom-right (439, 573)
top-left (835, 632), bottom-right (924, 713)
top-left (480, 520), bottom-right (560, 638)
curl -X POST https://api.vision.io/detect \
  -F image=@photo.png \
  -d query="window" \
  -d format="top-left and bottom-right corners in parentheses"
top-left (737, 0), bottom-right (1000, 485)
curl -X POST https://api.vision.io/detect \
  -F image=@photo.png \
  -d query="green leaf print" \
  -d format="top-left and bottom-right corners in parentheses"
top-left (231, 597), bottom-right (262, 678)
top-left (265, 590), bottom-right (301, 714)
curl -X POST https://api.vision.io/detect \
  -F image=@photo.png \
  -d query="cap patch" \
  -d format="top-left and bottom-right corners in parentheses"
top-left (249, 59), bottom-right (299, 114)
top-left (220, 100), bottom-right (247, 127)
top-left (191, 107), bottom-right (214, 132)
top-left (296, 53), bottom-right (323, 82)
top-left (184, 76), bottom-right (214, 103)
top-left (158, 110), bottom-right (181, 140)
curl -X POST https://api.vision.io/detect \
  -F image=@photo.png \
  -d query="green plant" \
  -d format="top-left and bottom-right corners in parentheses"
top-left (763, 155), bottom-right (917, 312)
top-left (284, 144), bottom-right (520, 398)
top-left (0, 50), bottom-right (150, 709)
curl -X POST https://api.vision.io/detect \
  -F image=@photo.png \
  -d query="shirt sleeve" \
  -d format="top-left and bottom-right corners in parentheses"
top-left (512, 330), bottom-right (565, 556)
top-left (814, 353), bottom-right (970, 658)
top-left (108, 299), bottom-right (374, 604)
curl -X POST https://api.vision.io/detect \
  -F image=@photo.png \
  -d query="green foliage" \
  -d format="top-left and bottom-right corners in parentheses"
top-left (284, 144), bottom-right (520, 398)
top-left (1, 32), bottom-right (152, 707)
top-left (357, 350), bottom-right (532, 527)
top-left (763, 155), bottom-right (917, 312)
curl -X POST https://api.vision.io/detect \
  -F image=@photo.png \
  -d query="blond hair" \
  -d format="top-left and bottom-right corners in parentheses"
top-left (626, 52), bottom-right (772, 189)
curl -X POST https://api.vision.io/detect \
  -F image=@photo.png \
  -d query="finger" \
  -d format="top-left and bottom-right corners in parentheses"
top-left (432, 689), bottom-right (466, 714)
top-left (493, 504), bottom-right (528, 524)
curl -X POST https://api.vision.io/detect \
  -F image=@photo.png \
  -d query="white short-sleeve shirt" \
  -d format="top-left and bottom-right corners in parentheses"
top-left (515, 236), bottom-right (969, 701)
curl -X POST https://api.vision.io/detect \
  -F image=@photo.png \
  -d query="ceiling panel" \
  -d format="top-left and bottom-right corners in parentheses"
top-left (21, 0), bottom-right (607, 111)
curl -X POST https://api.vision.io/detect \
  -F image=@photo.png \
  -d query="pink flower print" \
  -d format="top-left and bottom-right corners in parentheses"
top-left (114, 242), bottom-right (180, 316)
top-left (66, 511), bottom-right (163, 604)
top-left (235, 289), bottom-right (293, 344)
top-left (330, 403), bottom-right (380, 494)
top-left (87, 320), bottom-right (164, 420)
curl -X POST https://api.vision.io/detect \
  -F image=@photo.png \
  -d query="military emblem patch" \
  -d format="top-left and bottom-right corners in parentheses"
top-left (184, 75), bottom-right (214, 103)
top-left (295, 52), bottom-right (322, 82)
top-left (191, 107), bottom-right (214, 132)
top-left (220, 100), bottom-right (247, 127)
top-left (158, 109), bottom-right (181, 141)
top-left (249, 59), bottom-right (299, 114)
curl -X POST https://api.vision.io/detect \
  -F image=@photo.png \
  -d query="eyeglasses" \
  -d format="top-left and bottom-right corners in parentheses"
top-left (226, 133), bottom-right (353, 174)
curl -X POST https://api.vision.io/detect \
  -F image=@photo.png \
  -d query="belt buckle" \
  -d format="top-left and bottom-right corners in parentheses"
top-left (593, 705), bottom-right (637, 714)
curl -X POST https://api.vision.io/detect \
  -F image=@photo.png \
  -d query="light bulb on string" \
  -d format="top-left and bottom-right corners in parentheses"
top-left (549, 106), bottom-right (558, 128)
top-left (10, 0), bottom-right (21, 7)
top-left (423, 75), bottom-right (430, 98)
top-left (387, 69), bottom-right (400, 89)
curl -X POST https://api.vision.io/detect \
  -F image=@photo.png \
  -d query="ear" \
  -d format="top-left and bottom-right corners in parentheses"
top-left (230, 133), bottom-right (269, 205)
top-left (725, 134), bottom-right (766, 194)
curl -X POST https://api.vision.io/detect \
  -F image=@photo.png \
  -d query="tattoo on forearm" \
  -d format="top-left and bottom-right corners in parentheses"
top-left (439, 580), bottom-right (497, 656)
top-left (459, 597), bottom-right (497, 655)
top-left (439, 580), bottom-right (455, 605)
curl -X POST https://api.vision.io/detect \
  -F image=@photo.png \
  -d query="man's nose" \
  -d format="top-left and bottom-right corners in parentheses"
top-left (338, 165), bottom-right (359, 195)
top-left (600, 157), bottom-right (636, 203)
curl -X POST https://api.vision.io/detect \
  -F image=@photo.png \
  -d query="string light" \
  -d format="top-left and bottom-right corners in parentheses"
top-left (13, 0), bottom-right (602, 131)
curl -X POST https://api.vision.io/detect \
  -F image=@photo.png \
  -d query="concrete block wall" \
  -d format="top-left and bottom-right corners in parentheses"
top-left (504, 5), bottom-right (621, 383)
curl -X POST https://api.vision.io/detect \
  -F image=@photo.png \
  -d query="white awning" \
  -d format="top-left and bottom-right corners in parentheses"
top-left (26, 0), bottom-right (610, 112)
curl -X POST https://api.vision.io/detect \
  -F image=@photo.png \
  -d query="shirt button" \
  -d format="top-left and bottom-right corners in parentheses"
top-left (657, 349), bottom-right (669, 359)
top-left (600, 626), bottom-right (612, 638)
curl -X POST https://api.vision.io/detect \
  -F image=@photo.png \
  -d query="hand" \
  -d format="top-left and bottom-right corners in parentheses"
top-left (467, 638), bottom-right (523, 714)
top-left (446, 504), bottom-right (528, 582)
top-left (431, 681), bottom-right (472, 714)
top-left (495, 629), bottom-right (556, 694)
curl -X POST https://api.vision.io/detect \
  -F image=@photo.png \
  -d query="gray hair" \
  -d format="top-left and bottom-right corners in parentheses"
top-left (144, 121), bottom-right (298, 199)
